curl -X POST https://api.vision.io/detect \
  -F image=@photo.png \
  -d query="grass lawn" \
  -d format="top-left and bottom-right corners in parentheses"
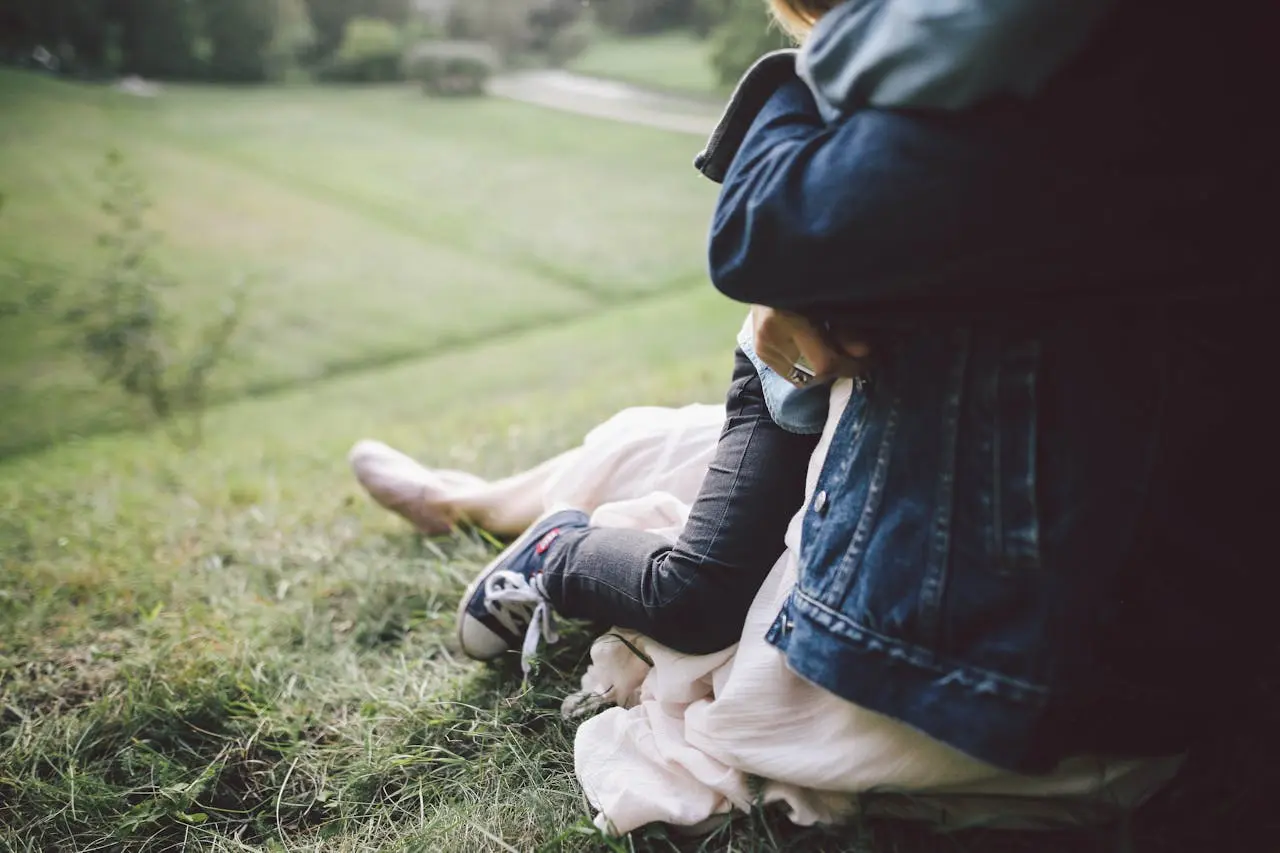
top-left (0, 71), bottom-right (717, 458)
top-left (568, 33), bottom-right (726, 99)
top-left (0, 70), bottom-right (1274, 852)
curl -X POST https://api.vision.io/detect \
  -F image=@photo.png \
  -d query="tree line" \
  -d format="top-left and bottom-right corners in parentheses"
top-left (1, 0), bottom-right (420, 82)
top-left (0, 0), bottom-right (790, 86)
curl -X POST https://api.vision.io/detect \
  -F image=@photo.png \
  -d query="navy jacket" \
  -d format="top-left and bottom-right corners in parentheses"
top-left (700, 1), bottom-right (1272, 328)
top-left (698, 1), bottom-right (1275, 773)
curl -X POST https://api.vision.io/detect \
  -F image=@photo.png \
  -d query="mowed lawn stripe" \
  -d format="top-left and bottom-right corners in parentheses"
top-left (0, 73), bottom-right (718, 457)
top-left (141, 84), bottom-right (718, 298)
top-left (0, 284), bottom-right (743, 627)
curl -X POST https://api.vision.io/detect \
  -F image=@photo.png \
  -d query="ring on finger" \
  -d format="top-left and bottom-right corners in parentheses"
top-left (788, 362), bottom-right (816, 386)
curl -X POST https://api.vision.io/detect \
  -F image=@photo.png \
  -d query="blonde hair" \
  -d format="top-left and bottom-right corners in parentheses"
top-left (768, 0), bottom-right (839, 41)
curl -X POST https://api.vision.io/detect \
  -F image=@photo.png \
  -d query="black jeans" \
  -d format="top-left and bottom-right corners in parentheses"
top-left (540, 349), bottom-right (820, 655)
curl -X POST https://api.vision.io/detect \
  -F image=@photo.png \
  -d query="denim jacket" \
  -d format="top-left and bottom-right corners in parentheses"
top-left (710, 0), bottom-right (1115, 435)
top-left (696, 2), bottom-right (1272, 773)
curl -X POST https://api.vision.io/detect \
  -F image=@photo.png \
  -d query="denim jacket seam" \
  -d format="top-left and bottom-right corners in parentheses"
top-left (989, 337), bottom-right (1044, 570)
top-left (792, 587), bottom-right (1050, 702)
top-left (822, 389), bottom-right (901, 600)
top-left (919, 329), bottom-right (971, 645)
top-left (1016, 339), bottom-right (1043, 563)
top-left (990, 354), bottom-right (1004, 567)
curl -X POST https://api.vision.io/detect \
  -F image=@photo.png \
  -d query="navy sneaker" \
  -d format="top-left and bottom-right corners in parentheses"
top-left (455, 508), bottom-right (589, 673)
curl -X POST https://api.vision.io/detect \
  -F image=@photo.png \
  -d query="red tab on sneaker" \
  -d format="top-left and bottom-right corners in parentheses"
top-left (535, 528), bottom-right (562, 556)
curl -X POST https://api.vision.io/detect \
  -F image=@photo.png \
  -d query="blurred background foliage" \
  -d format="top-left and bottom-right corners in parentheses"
top-left (0, 0), bottom-right (792, 89)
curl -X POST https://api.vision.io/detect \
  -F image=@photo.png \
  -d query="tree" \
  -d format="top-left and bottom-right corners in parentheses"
top-left (445, 0), bottom-right (534, 61)
top-left (302, 0), bottom-right (409, 62)
top-left (302, 0), bottom-right (354, 60)
top-left (592, 0), bottom-right (695, 34)
top-left (363, 0), bottom-right (410, 26)
top-left (61, 0), bottom-right (111, 70)
top-left (692, 0), bottom-right (730, 38)
top-left (3, 0), bottom-right (292, 81)
top-left (317, 17), bottom-right (404, 81)
top-left (117, 0), bottom-right (200, 79)
top-left (707, 0), bottom-right (791, 86)
top-left (528, 0), bottom-right (589, 55)
top-left (1, 0), bottom-right (111, 72)
top-left (198, 0), bottom-right (277, 82)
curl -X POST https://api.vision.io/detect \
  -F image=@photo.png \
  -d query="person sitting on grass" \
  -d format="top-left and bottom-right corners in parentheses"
top-left (352, 0), bottom-right (1269, 835)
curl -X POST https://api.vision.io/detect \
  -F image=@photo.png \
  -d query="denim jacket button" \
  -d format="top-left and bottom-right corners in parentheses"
top-left (813, 490), bottom-right (829, 516)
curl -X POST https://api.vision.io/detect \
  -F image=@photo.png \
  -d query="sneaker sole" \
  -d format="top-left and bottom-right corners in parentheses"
top-left (454, 508), bottom-right (571, 661)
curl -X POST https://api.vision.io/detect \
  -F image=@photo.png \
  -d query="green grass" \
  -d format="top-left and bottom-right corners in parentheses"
top-left (1, 70), bottom-right (1275, 852)
top-left (0, 70), bottom-right (718, 457)
top-left (568, 33), bottom-right (726, 98)
top-left (0, 283), bottom-right (751, 852)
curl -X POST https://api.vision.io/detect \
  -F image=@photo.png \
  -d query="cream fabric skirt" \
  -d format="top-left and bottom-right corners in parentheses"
top-left (533, 380), bottom-right (1181, 836)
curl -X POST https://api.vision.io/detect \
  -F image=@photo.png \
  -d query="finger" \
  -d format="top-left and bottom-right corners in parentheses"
top-left (754, 308), bottom-right (809, 356)
top-left (755, 321), bottom-right (797, 360)
top-left (794, 330), bottom-right (846, 379)
top-left (798, 335), bottom-right (874, 383)
top-left (757, 344), bottom-right (800, 380)
top-left (810, 355), bottom-right (868, 381)
top-left (755, 328), bottom-right (801, 369)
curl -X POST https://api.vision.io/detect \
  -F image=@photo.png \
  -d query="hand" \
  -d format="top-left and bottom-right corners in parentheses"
top-left (751, 306), bottom-right (869, 387)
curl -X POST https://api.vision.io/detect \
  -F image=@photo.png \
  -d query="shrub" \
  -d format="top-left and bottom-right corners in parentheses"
top-left (546, 17), bottom-right (595, 68)
top-left (439, 0), bottom-right (590, 66)
top-left (316, 16), bottom-right (403, 83)
top-left (402, 40), bottom-right (498, 97)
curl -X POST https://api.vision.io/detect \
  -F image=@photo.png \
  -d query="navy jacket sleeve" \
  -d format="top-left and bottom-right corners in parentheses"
top-left (709, 78), bottom-right (1125, 315)
top-left (706, 73), bottom-right (1249, 320)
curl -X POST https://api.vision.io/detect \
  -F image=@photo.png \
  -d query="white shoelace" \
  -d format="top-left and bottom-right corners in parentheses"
top-left (482, 569), bottom-right (558, 676)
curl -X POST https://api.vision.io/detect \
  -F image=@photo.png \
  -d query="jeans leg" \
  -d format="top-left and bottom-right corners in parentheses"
top-left (540, 349), bottom-right (820, 655)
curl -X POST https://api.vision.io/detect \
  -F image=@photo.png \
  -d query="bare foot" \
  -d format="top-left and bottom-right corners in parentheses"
top-left (348, 440), bottom-right (484, 535)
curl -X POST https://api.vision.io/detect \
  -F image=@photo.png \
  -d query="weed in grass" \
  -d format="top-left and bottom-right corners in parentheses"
top-left (60, 149), bottom-right (249, 447)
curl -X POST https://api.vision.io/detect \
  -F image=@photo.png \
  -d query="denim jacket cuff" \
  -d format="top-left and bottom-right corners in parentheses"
top-left (694, 49), bottom-right (800, 185)
top-left (736, 315), bottom-right (830, 436)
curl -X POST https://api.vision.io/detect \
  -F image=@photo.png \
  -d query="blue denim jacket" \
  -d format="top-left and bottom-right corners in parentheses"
top-left (697, 3), bottom-right (1273, 773)
top-left (716, 0), bottom-right (1116, 435)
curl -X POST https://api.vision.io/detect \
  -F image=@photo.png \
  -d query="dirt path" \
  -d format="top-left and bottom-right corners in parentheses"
top-left (489, 70), bottom-right (721, 137)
